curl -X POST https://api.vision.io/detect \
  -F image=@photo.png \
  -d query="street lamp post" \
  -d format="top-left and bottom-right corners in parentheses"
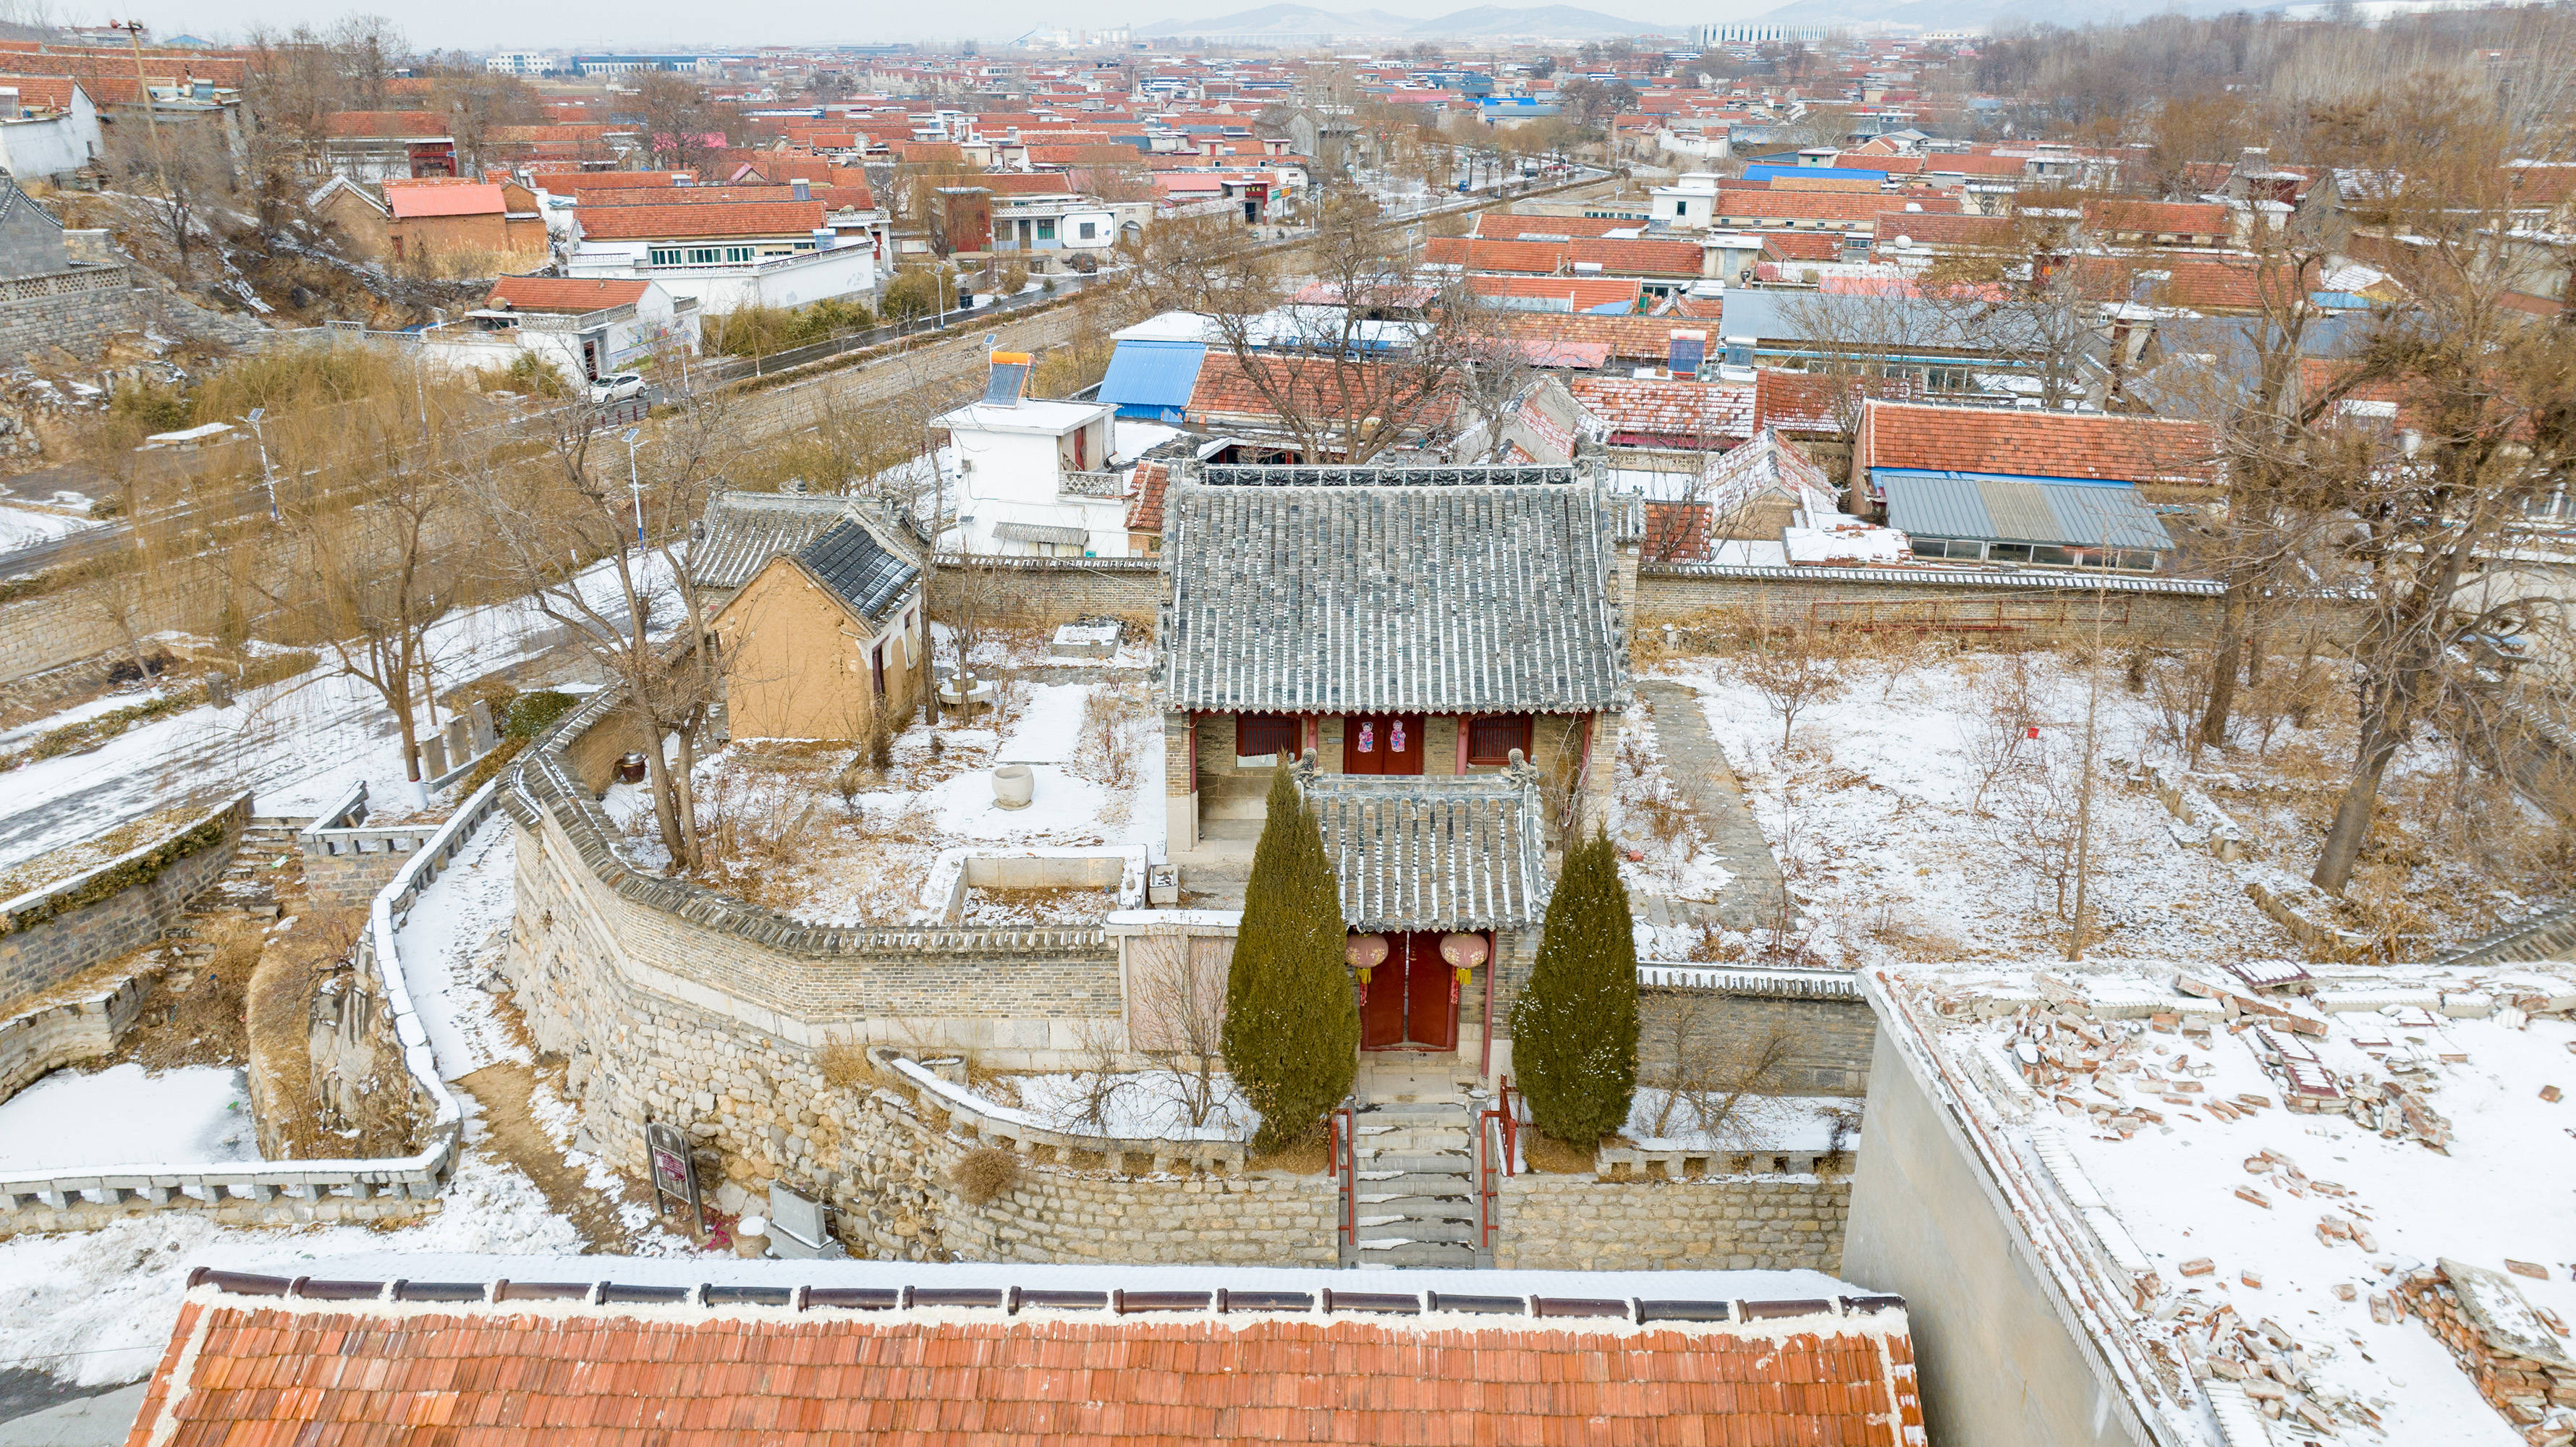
top-left (245, 407), bottom-right (275, 520)
top-left (622, 426), bottom-right (644, 547)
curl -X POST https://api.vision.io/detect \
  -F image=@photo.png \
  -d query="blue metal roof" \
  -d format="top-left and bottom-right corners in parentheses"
top-left (1742, 164), bottom-right (1887, 184)
top-left (1881, 473), bottom-right (2174, 551)
top-left (1097, 339), bottom-right (1205, 419)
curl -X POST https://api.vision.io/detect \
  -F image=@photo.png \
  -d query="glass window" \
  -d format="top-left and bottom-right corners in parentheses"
top-left (1236, 714), bottom-right (1300, 760)
top-left (648, 247), bottom-right (679, 265)
top-left (686, 247), bottom-right (721, 264)
top-left (1467, 715), bottom-right (1533, 765)
top-left (724, 246), bottom-right (753, 262)
top-left (1035, 219), bottom-right (1056, 239)
top-left (1988, 543), bottom-right (2033, 563)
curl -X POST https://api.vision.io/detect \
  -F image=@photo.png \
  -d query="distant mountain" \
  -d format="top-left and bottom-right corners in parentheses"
top-left (1752, 0), bottom-right (2266, 27)
top-left (1141, 3), bottom-right (1663, 39)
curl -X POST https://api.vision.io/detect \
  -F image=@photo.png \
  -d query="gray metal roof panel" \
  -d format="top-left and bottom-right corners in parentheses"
top-left (1297, 763), bottom-right (1551, 932)
top-left (991, 520), bottom-right (1090, 546)
top-left (1880, 472), bottom-right (1992, 540)
top-left (1160, 476), bottom-right (1629, 714)
top-left (1884, 475), bottom-right (2172, 551)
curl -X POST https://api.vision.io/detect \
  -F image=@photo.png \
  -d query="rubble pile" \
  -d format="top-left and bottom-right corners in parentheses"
top-left (2163, 1294), bottom-right (2384, 1435)
top-left (2397, 1260), bottom-right (2576, 1447)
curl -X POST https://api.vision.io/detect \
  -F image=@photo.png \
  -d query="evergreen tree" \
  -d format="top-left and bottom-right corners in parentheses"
top-left (1222, 765), bottom-right (1360, 1153)
top-left (1509, 828), bottom-right (1640, 1145)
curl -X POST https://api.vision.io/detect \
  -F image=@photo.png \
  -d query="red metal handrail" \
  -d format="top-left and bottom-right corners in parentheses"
top-left (1334, 1101), bottom-right (1357, 1256)
top-left (1475, 1077), bottom-right (1520, 1256)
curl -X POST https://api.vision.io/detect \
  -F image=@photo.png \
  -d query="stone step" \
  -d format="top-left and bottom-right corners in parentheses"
top-left (1356, 1152), bottom-right (1473, 1175)
top-left (1355, 1171), bottom-right (1476, 1197)
top-left (1356, 1129), bottom-right (1470, 1153)
top-left (1355, 1100), bottom-right (1467, 1121)
top-left (1357, 1218), bottom-right (1479, 1244)
top-left (1357, 1194), bottom-right (1476, 1219)
top-left (1355, 1240), bottom-right (1482, 1268)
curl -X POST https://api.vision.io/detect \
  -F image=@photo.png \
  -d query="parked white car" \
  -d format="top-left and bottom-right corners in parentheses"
top-left (588, 372), bottom-right (645, 404)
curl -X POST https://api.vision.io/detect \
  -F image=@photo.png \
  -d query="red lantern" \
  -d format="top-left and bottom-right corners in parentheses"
top-left (1345, 933), bottom-right (1389, 1004)
top-left (1439, 933), bottom-right (1488, 1009)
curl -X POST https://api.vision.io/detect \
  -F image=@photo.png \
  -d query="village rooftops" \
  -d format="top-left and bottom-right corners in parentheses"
top-left (483, 276), bottom-right (651, 315)
top-left (938, 397), bottom-right (1111, 436)
top-left (1863, 962), bottom-right (2576, 1447)
top-left (795, 517), bottom-right (918, 623)
top-left (689, 490), bottom-right (860, 593)
top-left (1159, 464), bottom-right (1630, 716)
top-left (125, 1260), bottom-right (1924, 1446)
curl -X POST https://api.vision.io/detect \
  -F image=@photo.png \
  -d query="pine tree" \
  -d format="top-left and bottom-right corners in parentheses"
top-left (1509, 827), bottom-right (1640, 1145)
top-left (1222, 764), bottom-right (1360, 1154)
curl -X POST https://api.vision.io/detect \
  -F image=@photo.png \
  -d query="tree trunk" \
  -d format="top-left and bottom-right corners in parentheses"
top-left (2197, 588), bottom-right (2248, 750)
top-left (2311, 712), bottom-right (2407, 893)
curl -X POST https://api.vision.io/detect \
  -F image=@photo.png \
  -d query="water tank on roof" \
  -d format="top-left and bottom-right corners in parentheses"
top-left (811, 228), bottom-right (836, 250)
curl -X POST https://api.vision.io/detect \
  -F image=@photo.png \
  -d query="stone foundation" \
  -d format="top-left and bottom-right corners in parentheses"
top-left (1495, 1172), bottom-right (1850, 1272)
top-left (0, 1192), bottom-right (438, 1238)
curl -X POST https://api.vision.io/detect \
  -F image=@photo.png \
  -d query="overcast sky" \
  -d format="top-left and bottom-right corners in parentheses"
top-left (108, 0), bottom-right (1792, 54)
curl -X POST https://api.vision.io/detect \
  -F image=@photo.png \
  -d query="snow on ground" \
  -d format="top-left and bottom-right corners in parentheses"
top-left (0, 1146), bottom-right (581, 1390)
top-left (1622, 1090), bottom-right (1860, 1155)
top-left (992, 1070), bottom-right (1257, 1142)
top-left (0, 1065), bottom-right (258, 1172)
top-left (677, 679), bottom-right (1164, 926)
top-left (0, 552), bottom-right (671, 874)
top-left (1603, 699), bottom-right (1737, 908)
top-left (0, 504), bottom-right (99, 551)
top-left (1653, 649), bottom-right (2555, 968)
top-left (393, 818), bottom-right (529, 1082)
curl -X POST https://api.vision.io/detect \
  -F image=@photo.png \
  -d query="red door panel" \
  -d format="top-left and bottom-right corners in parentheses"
top-left (1404, 932), bottom-right (1457, 1051)
top-left (1342, 715), bottom-right (1425, 776)
top-left (1360, 949), bottom-right (1407, 1048)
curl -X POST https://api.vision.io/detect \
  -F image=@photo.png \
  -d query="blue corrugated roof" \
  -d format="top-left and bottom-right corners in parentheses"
top-left (1881, 473), bottom-right (2172, 551)
top-left (1742, 164), bottom-right (1887, 184)
top-left (1097, 339), bottom-right (1205, 418)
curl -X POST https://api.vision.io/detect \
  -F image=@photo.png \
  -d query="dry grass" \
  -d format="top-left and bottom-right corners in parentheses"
top-left (950, 1145), bottom-right (1022, 1205)
top-left (957, 886), bottom-right (1115, 927)
top-left (245, 909), bottom-right (370, 1158)
top-left (817, 1037), bottom-right (876, 1092)
top-left (121, 919), bottom-right (263, 1071)
top-left (1247, 1136), bottom-right (1331, 1176)
top-left (1521, 1132), bottom-right (1598, 1176)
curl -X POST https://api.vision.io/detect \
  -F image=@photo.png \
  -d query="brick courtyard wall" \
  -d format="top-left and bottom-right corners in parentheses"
top-left (1496, 1172), bottom-right (1850, 1273)
top-left (1640, 989), bottom-right (1878, 1098)
top-left (0, 268), bottom-right (150, 365)
top-left (1636, 563), bottom-right (2227, 643)
top-left (0, 794), bottom-right (247, 1009)
top-left (932, 556), bottom-right (1163, 636)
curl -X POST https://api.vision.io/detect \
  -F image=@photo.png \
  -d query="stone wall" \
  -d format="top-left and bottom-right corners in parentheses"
top-left (0, 268), bottom-right (149, 366)
top-left (1640, 988), bottom-right (1878, 1098)
top-left (1496, 1172), bottom-right (1850, 1272)
top-left (938, 556), bottom-right (1162, 635)
top-left (0, 795), bottom-right (247, 1009)
top-left (0, 972), bottom-right (145, 1098)
top-left (0, 1188), bottom-right (437, 1238)
top-left (1636, 563), bottom-right (2226, 643)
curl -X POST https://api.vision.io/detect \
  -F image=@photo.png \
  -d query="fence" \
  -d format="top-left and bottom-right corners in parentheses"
top-left (0, 781), bottom-right (501, 1225)
top-left (881, 1048), bottom-right (1245, 1175)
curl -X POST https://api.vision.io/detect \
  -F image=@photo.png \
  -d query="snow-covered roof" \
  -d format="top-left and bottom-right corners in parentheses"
top-left (1870, 963), bottom-right (2576, 1447)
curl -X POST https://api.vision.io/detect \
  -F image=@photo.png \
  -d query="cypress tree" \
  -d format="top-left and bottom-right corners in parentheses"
top-left (1222, 764), bottom-right (1360, 1154)
top-left (1509, 827), bottom-right (1640, 1145)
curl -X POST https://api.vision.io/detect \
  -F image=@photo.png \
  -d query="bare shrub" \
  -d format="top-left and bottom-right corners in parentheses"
top-left (818, 1037), bottom-right (876, 1092)
top-left (1634, 1014), bottom-right (1809, 1145)
top-left (1727, 623), bottom-right (1855, 750)
top-left (1127, 938), bottom-right (1232, 1132)
top-left (951, 1146), bottom-right (1021, 1205)
top-left (1046, 1021), bottom-right (1134, 1133)
top-left (1981, 750), bottom-right (2096, 926)
top-left (1956, 653), bottom-right (2041, 812)
top-left (2143, 649), bottom-right (2216, 760)
top-left (1069, 684), bottom-right (1151, 799)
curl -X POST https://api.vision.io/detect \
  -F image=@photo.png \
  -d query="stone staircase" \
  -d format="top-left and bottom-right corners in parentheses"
top-left (169, 823), bottom-right (295, 965)
top-left (1349, 1095), bottom-right (1484, 1269)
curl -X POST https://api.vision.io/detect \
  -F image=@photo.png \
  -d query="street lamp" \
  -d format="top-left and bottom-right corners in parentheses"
top-left (622, 426), bottom-right (643, 546)
top-left (244, 407), bottom-right (274, 520)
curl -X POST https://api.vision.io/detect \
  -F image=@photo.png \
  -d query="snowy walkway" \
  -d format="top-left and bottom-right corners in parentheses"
top-left (1636, 680), bottom-right (1785, 931)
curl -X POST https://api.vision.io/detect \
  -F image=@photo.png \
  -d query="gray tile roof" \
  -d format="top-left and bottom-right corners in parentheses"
top-left (1296, 760), bottom-right (1551, 932)
top-left (797, 519), bottom-right (919, 621)
top-left (690, 491), bottom-right (855, 591)
top-left (1160, 469), bottom-right (1630, 714)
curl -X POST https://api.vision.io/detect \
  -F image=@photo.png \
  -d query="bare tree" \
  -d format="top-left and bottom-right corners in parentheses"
top-left (466, 344), bottom-right (734, 867)
top-left (1727, 620), bottom-right (1854, 750)
top-left (1127, 938), bottom-right (1232, 1131)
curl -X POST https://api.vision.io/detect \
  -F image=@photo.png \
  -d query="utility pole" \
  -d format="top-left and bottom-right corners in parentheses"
top-left (112, 21), bottom-right (177, 252)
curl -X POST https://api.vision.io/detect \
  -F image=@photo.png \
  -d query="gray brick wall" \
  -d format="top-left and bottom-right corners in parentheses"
top-left (1640, 990), bottom-right (1878, 1098)
top-left (1636, 567), bottom-right (2224, 643)
top-left (1496, 1173), bottom-right (1850, 1272)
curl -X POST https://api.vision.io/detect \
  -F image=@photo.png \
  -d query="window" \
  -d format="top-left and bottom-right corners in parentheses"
top-left (1467, 714), bottom-right (1533, 766)
top-left (724, 245), bottom-right (754, 263)
top-left (870, 643), bottom-right (886, 696)
top-left (648, 247), bottom-right (681, 265)
top-left (685, 246), bottom-right (722, 264)
top-left (1236, 714), bottom-right (1300, 761)
top-left (1035, 218), bottom-right (1056, 240)
top-left (1077, 221), bottom-right (1098, 239)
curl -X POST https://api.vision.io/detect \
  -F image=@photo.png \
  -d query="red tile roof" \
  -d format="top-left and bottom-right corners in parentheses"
top-left (2083, 200), bottom-right (2229, 238)
top-left (1185, 353), bottom-right (1450, 433)
top-left (1488, 313), bottom-right (1706, 362)
top-left (577, 200), bottom-right (826, 241)
top-left (324, 109), bottom-right (452, 139)
top-left (1124, 459), bottom-right (1170, 532)
top-left (1567, 236), bottom-right (1703, 279)
top-left (1754, 370), bottom-right (1920, 435)
top-left (1857, 399), bottom-right (2220, 485)
top-left (486, 276), bottom-right (652, 313)
top-left (1424, 236), bottom-right (1567, 274)
top-left (533, 170), bottom-right (695, 190)
top-left (1760, 232), bottom-right (1847, 262)
top-left (1569, 376), bottom-right (1755, 446)
top-left (384, 180), bottom-right (506, 218)
top-left (127, 1284), bottom-right (1925, 1447)
top-left (1473, 213), bottom-right (1648, 239)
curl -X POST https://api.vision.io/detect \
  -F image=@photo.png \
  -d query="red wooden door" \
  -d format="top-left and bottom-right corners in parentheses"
top-left (1343, 714), bottom-right (1425, 776)
top-left (1360, 933), bottom-right (1460, 1052)
top-left (1401, 931), bottom-right (1457, 1051)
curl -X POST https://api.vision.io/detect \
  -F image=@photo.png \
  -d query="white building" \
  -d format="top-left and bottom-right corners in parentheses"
top-left (483, 51), bottom-right (556, 76)
top-left (566, 199), bottom-right (879, 315)
top-left (0, 78), bottom-right (102, 182)
top-left (419, 276), bottom-right (701, 388)
top-left (937, 378), bottom-right (1127, 558)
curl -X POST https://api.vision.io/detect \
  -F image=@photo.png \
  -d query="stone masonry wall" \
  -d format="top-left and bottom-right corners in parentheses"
top-left (0, 797), bottom-right (246, 1009)
top-left (1496, 1172), bottom-right (1850, 1273)
top-left (0, 271), bottom-right (150, 366)
top-left (297, 844), bottom-right (410, 912)
top-left (1637, 566), bottom-right (2224, 644)
top-left (940, 557), bottom-right (1162, 635)
top-left (1640, 990), bottom-right (1879, 1098)
top-left (499, 808), bottom-right (1338, 1264)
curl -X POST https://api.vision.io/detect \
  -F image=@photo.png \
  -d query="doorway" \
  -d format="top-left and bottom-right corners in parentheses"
top-left (1341, 714), bottom-right (1424, 775)
top-left (1360, 932), bottom-right (1463, 1052)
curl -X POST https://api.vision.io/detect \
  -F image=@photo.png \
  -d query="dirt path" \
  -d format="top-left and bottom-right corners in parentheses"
top-left (452, 1063), bottom-right (642, 1254)
top-left (1637, 679), bottom-right (1789, 931)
